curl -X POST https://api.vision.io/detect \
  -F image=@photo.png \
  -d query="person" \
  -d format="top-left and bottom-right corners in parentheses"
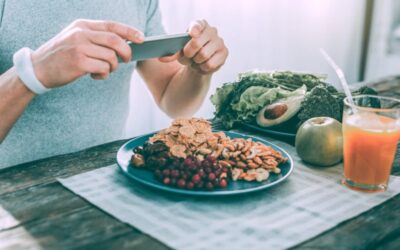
top-left (0, 0), bottom-right (228, 169)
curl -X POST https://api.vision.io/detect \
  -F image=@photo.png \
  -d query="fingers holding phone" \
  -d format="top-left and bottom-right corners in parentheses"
top-left (31, 19), bottom-right (144, 88)
top-left (160, 19), bottom-right (229, 75)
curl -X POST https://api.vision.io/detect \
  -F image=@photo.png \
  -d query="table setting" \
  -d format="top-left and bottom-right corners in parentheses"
top-left (1, 72), bottom-right (399, 249)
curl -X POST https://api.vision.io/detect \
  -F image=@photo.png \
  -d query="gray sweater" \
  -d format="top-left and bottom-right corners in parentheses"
top-left (0, 0), bottom-right (164, 168)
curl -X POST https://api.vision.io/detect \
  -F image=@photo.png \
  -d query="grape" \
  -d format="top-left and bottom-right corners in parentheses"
top-left (206, 182), bottom-right (214, 190)
top-left (151, 155), bottom-right (229, 191)
top-left (192, 174), bottom-right (201, 184)
top-left (194, 160), bottom-right (202, 168)
top-left (186, 181), bottom-right (194, 190)
top-left (181, 173), bottom-right (188, 180)
top-left (206, 155), bottom-right (216, 164)
top-left (163, 177), bottom-right (171, 185)
top-left (219, 178), bottom-right (228, 188)
top-left (202, 160), bottom-right (211, 168)
top-left (177, 179), bottom-right (186, 188)
top-left (198, 169), bottom-right (205, 178)
top-left (162, 169), bottom-right (171, 177)
top-left (183, 157), bottom-right (193, 167)
top-left (171, 169), bottom-right (180, 178)
top-left (208, 173), bottom-right (216, 181)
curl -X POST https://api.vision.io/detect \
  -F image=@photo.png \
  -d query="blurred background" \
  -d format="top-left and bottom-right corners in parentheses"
top-left (127, 0), bottom-right (400, 137)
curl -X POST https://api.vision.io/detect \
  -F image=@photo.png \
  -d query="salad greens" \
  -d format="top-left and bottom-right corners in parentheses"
top-left (211, 71), bottom-right (377, 130)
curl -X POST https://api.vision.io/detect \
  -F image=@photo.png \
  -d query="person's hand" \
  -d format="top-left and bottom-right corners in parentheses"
top-left (30, 19), bottom-right (144, 89)
top-left (159, 20), bottom-right (228, 75)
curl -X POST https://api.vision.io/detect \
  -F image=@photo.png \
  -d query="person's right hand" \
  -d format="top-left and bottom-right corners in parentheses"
top-left (30, 19), bottom-right (144, 89)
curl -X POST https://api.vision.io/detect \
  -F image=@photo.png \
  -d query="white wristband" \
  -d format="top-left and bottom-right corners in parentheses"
top-left (13, 47), bottom-right (50, 95)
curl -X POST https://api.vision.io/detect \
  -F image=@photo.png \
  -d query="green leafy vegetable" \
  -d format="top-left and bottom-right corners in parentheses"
top-left (210, 70), bottom-right (378, 130)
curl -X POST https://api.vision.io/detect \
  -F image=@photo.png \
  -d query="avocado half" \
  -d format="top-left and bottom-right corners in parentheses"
top-left (256, 95), bottom-right (305, 128)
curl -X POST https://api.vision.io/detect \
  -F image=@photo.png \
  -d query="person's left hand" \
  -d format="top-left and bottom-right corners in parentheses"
top-left (159, 20), bottom-right (228, 75)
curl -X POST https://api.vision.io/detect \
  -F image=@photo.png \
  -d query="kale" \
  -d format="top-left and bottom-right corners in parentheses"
top-left (297, 85), bottom-right (342, 125)
top-left (297, 85), bottom-right (378, 126)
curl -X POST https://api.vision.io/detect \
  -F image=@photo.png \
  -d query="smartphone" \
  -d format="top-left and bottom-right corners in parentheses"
top-left (122, 33), bottom-right (191, 62)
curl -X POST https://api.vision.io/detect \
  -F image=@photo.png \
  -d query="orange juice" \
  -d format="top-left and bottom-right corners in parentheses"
top-left (343, 113), bottom-right (400, 192)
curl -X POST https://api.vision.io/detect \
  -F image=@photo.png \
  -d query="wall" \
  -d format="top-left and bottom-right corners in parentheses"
top-left (126, 0), bottom-right (366, 137)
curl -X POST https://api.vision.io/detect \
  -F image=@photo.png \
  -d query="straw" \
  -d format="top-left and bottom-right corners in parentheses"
top-left (319, 48), bottom-right (356, 112)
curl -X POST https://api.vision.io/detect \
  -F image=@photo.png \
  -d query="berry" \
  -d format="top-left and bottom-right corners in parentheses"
top-left (183, 157), bottom-right (193, 167)
top-left (177, 178), bottom-right (186, 188)
top-left (222, 167), bottom-right (229, 173)
top-left (162, 169), bottom-right (171, 177)
top-left (194, 160), bottom-right (202, 168)
top-left (202, 160), bottom-right (211, 168)
top-left (191, 174), bottom-right (201, 183)
top-left (208, 173), bottom-right (216, 181)
top-left (163, 177), bottom-right (171, 185)
top-left (205, 167), bottom-right (212, 174)
top-left (206, 182), bottom-right (214, 190)
top-left (186, 181), bottom-right (194, 190)
top-left (196, 181), bottom-right (204, 189)
top-left (219, 178), bottom-right (228, 188)
top-left (171, 169), bottom-right (180, 178)
top-left (206, 155), bottom-right (216, 163)
top-left (198, 169), bottom-right (205, 178)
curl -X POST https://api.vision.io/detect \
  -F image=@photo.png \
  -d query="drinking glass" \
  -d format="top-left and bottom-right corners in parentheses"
top-left (342, 95), bottom-right (400, 192)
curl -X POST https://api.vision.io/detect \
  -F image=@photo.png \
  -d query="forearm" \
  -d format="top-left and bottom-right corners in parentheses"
top-left (0, 67), bottom-right (35, 142)
top-left (160, 66), bottom-right (211, 118)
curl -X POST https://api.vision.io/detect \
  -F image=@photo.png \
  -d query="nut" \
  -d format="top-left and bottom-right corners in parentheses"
top-left (271, 168), bottom-right (281, 174)
top-left (131, 154), bottom-right (145, 167)
top-left (226, 144), bottom-right (235, 151)
top-left (236, 161), bottom-right (247, 168)
top-left (222, 149), bottom-right (230, 159)
top-left (243, 174), bottom-right (256, 181)
top-left (232, 168), bottom-right (243, 181)
top-left (198, 148), bottom-right (212, 155)
top-left (253, 156), bottom-right (263, 165)
top-left (248, 162), bottom-right (258, 169)
top-left (196, 154), bottom-right (204, 162)
top-left (219, 160), bottom-right (232, 168)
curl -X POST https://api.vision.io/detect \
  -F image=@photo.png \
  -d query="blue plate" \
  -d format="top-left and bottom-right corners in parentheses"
top-left (241, 123), bottom-right (296, 138)
top-left (117, 131), bottom-right (294, 196)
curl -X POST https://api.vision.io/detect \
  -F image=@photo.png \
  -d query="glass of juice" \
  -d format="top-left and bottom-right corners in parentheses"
top-left (342, 95), bottom-right (400, 192)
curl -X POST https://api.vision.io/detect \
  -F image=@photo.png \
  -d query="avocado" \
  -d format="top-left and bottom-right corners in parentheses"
top-left (256, 95), bottom-right (304, 127)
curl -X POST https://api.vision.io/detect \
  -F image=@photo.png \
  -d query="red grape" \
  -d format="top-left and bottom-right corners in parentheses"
top-left (171, 169), bottom-right (180, 178)
top-left (177, 178), bottom-right (186, 188)
top-left (183, 157), bottom-right (193, 167)
top-left (191, 174), bottom-right (201, 184)
top-left (186, 181), bottom-right (194, 190)
top-left (219, 178), bottom-right (228, 188)
top-left (206, 182), bottom-right (214, 190)
top-left (163, 177), bottom-right (171, 185)
top-left (162, 169), bottom-right (171, 177)
top-left (208, 173), bottom-right (216, 181)
top-left (206, 155), bottom-right (216, 163)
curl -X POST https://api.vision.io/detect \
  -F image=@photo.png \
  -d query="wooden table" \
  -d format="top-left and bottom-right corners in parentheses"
top-left (1, 78), bottom-right (400, 250)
